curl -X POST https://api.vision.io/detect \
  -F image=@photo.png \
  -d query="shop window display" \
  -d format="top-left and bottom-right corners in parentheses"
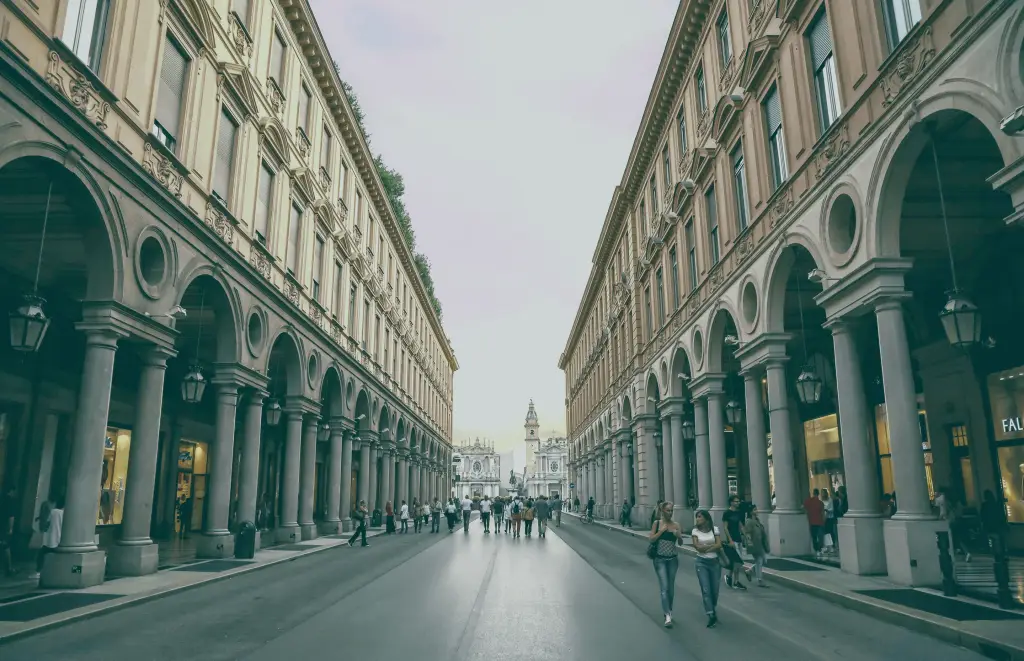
top-left (99, 426), bottom-right (132, 525)
top-left (874, 400), bottom-right (934, 502)
top-left (803, 414), bottom-right (845, 495)
top-left (176, 440), bottom-right (209, 533)
top-left (986, 369), bottom-right (1024, 523)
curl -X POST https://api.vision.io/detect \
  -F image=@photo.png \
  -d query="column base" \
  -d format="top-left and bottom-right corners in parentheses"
top-left (251, 529), bottom-right (262, 552)
top-left (300, 523), bottom-right (319, 541)
top-left (107, 542), bottom-right (159, 576)
top-left (40, 549), bottom-right (106, 589)
top-left (197, 532), bottom-right (235, 558)
top-left (883, 517), bottom-right (947, 586)
top-left (767, 510), bottom-right (812, 557)
top-left (838, 515), bottom-right (887, 575)
top-left (277, 524), bottom-right (301, 544)
top-left (341, 518), bottom-right (353, 533)
top-left (319, 519), bottom-right (341, 535)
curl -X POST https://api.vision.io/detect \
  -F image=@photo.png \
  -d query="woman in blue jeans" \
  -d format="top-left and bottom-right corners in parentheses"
top-left (649, 501), bottom-right (683, 628)
top-left (690, 509), bottom-right (724, 628)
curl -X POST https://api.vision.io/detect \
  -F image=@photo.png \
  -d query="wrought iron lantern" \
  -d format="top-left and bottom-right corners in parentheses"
top-left (681, 419), bottom-right (696, 442)
top-left (725, 399), bottom-right (744, 426)
top-left (654, 432), bottom-right (662, 448)
top-left (795, 365), bottom-right (823, 406)
top-left (9, 294), bottom-right (50, 353)
top-left (265, 398), bottom-right (283, 426)
top-left (940, 293), bottom-right (981, 349)
top-left (180, 362), bottom-right (206, 403)
top-left (318, 421), bottom-right (331, 442)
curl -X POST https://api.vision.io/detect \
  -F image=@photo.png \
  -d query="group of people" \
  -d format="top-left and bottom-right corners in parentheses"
top-left (381, 497), bottom-right (445, 535)
top-left (434, 493), bottom-right (564, 538)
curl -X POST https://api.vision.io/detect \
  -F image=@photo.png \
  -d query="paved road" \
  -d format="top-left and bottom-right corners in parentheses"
top-left (1, 516), bottom-right (989, 660)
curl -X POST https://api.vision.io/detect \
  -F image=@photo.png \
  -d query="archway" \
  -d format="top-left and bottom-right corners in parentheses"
top-left (704, 307), bottom-right (747, 505)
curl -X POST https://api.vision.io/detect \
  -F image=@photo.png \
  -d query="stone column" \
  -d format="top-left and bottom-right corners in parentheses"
top-left (340, 428), bottom-right (355, 531)
top-left (829, 320), bottom-right (886, 575)
top-left (765, 358), bottom-right (811, 556)
top-left (276, 410), bottom-right (303, 544)
top-left (660, 415), bottom-right (674, 505)
top-left (693, 398), bottom-right (712, 511)
top-left (379, 447), bottom-right (393, 510)
top-left (605, 448), bottom-right (614, 515)
top-left (419, 463), bottom-right (427, 502)
top-left (298, 415), bottom-right (319, 540)
top-left (110, 346), bottom-right (173, 576)
top-left (622, 443), bottom-right (634, 515)
top-left (595, 455), bottom-right (606, 518)
top-left (367, 441), bottom-right (379, 515)
top-left (398, 451), bottom-right (409, 504)
top-left (707, 391), bottom-right (729, 517)
top-left (357, 438), bottom-right (371, 507)
top-left (43, 327), bottom-right (124, 589)
top-left (198, 383), bottom-right (239, 558)
top-left (668, 409), bottom-right (689, 522)
top-left (742, 370), bottom-right (771, 512)
top-left (322, 422), bottom-right (344, 534)
top-left (236, 393), bottom-right (265, 543)
top-left (875, 299), bottom-right (943, 585)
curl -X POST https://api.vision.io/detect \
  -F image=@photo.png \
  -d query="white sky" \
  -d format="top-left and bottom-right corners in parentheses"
top-left (313, 0), bottom-right (679, 452)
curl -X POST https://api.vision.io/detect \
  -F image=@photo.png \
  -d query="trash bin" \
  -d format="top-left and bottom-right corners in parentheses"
top-left (235, 520), bottom-right (256, 559)
top-left (371, 509), bottom-right (382, 527)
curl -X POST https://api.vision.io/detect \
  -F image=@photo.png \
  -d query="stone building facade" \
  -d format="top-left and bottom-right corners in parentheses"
top-left (0, 0), bottom-right (456, 589)
top-left (561, 0), bottom-right (1024, 587)
top-left (454, 438), bottom-right (501, 498)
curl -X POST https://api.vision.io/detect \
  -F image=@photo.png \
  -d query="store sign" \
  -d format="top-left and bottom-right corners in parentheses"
top-left (1001, 417), bottom-right (1024, 433)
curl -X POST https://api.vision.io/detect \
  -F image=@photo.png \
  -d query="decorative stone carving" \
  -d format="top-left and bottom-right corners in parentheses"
top-left (768, 187), bottom-right (795, 228)
top-left (336, 196), bottom-right (349, 222)
top-left (250, 246), bottom-right (272, 279)
top-left (204, 200), bottom-right (235, 246)
top-left (813, 122), bottom-right (851, 180)
top-left (718, 57), bottom-right (738, 94)
top-left (227, 12), bottom-right (253, 61)
top-left (881, 27), bottom-right (935, 108)
top-left (331, 321), bottom-right (343, 343)
top-left (687, 290), bottom-right (702, 317)
top-left (736, 230), bottom-right (755, 262)
top-left (708, 263), bottom-right (724, 289)
top-left (266, 78), bottom-right (285, 118)
top-left (697, 111), bottom-right (711, 138)
top-left (747, 0), bottom-right (768, 34)
top-left (46, 51), bottom-right (111, 129)
top-left (310, 303), bottom-right (323, 327)
top-left (285, 279), bottom-right (301, 305)
top-left (295, 127), bottom-right (311, 159)
top-left (319, 166), bottom-right (331, 191)
top-left (142, 142), bottom-right (184, 198)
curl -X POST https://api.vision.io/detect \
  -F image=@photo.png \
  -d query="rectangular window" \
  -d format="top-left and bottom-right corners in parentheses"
top-left (662, 146), bottom-right (672, 189)
top-left (348, 284), bottom-right (357, 329)
top-left (883, 0), bottom-right (922, 49)
top-left (385, 329), bottom-right (391, 372)
top-left (361, 300), bottom-right (370, 350)
top-left (321, 126), bottom-right (332, 170)
top-left (716, 11), bottom-right (732, 68)
top-left (706, 186), bottom-right (720, 265)
top-left (62, 0), bottom-right (110, 71)
top-left (213, 108), bottom-right (238, 202)
top-left (677, 108), bottom-right (688, 153)
top-left (649, 175), bottom-right (658, 214)
top-left (286, 204), bottom-right (301, 275)
top-left (640, 200), bottom-right (648, 234)
top-left (375, 315), bottom-right (382, 360)
top-left (644, 286), bottom-right (653, 340)
top-left (254, 163), bottom-right (273, 244)
top-left (333, 259), bottom-right (344, 319)
top-left (298, 84), bottom-right (311, 134)
top-left (688, 219), bottom-right (699, 286)
top-left (731, 144), bottom-right (749, 232)
top-left (154, 35), bottom-right (188, 152)
top-left (696, 65), bottom-right (708, 116)
top-left (808, 10), bottom-right (841, 133)
top-left (655, 268), bottom-right (666, 326)
top-left (764, 84), bottom-right (788, 191)
top-left (312, 234), bottom-right (325, 301)
top-left (669, 247), bottom-right (680, 310)
top-left (355, 191), bottom-right (364, 231)
top-left (340, 161), bottom-right (349, 199)
top-left (270, 28), bottom-right (286, 83)
top-left (393, 339), bottom-right (398, 375)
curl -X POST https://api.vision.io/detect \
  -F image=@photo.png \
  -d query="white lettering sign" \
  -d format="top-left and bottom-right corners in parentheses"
top-left (1002, 417), bottom-right (1023, 433)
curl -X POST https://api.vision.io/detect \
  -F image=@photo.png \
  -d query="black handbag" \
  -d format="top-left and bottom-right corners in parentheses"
top-left (646, 540), bottom-right (658, 559)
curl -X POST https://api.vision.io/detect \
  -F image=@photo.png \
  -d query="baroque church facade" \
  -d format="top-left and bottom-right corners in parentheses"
top-left (454, 438), bottom-right (501, 498)
top-left (522, 400), bottom-right (568, 498)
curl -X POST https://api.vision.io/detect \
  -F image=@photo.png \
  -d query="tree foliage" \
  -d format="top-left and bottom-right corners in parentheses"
top-left (332, 63), bottom-right (443, 321)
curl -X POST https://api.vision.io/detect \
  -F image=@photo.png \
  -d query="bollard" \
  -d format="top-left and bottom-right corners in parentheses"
top-left (989, 533), bottom-right (1014, 610)
top-left (936, 531), bottom-right (958, 597)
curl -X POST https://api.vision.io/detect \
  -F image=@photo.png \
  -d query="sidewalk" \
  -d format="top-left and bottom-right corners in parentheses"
top-left (0, 529), bottom-right (383, 644)
top-left (566, 512), bottom-right (1024, 661)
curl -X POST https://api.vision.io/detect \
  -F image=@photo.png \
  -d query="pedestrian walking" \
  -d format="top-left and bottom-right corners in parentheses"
top-left (510, 497), bottom-right (523, 537)
top-left (585, 496), bottom-right (595, 522)
top-left (412, 498), bottom-right (422, 533)
top-left (385, 500), bottom-right (395, 534)
top-left (721, 495), bottom-right (749, 590)
top-left (178, 494), bottom-right (193, 539)
top-left (551, 493), bottom-right (562, 527)
top-left (573, 496), bottom-right (580, 512)
top-left (803, 488), bottom-right (825, 556)
top-left (399, 500), bottom-right (410, 533)
top-left (431, 498), bottom-right (442, 533)
top-left (31, 496), bottom-right (63, 580)
top-left (534, 495), bottom-right (551, 538)
top-left (620, 500), bottom-right (632, 527)
top-left (648, 501), bottom-right (683, 628)
top-left (479, 495), bottom-right (492, 533)
top-left (691, 509), bottom-right (723, 628)
top-left (493, 497), bottom-right (505, 531)
top-left (742, 504), bottom-right (770, 587)
top-left (348, 500), bottom-right (369, 547)
top-left (445, 498), bottom-right (457, 532)
top-left (523, 498), bottom-right (535, 537)
top-left (461, 493), bottom-right (473, 533)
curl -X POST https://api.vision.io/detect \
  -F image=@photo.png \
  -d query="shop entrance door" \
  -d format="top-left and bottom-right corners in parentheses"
top-left (175, 440), bottom-right (209, 534)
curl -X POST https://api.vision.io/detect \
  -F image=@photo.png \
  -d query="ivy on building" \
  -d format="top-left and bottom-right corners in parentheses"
top-left (335, 63), bottom-right (443, 320)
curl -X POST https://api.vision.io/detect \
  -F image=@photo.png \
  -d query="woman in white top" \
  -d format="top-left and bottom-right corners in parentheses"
top-left (690, 509), bottom-right (723, 628)
top-left (399, 500), bottom-right (410, 534)
top-left (32, 497), bottom-right (63, 580)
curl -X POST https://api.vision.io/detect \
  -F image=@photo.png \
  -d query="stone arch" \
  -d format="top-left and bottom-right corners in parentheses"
top-left (353, 387), bottom-right (371, 433)
top-left (174, 266), bottom-right (241, 363)
top-left (705, 303), bottom-right (742, 374)
top-left (621, 394), bottom-right (633, 423)
top-left (669, 346), bottom-right (693, 398)
top-left (868, 90), bottom-right (1020, 259)
top-left (409, 428), bottom-right (419, 455)
top-left (319, 364), bottom-right (344, 419)
top-left (996, 3), bottom-right (1024, 113)
top-left (762, 233), bottom-right (828, 334)
top-left (378, 403), bottom-right (392, 441)
top-left (266, 328), bottom-right (303, 397)
top-left (645, 371), bottom-right (661, 411)
top-left (396, 418), bottom-right (407, 447)
top-left (0, 145), bottom-right (123, 301)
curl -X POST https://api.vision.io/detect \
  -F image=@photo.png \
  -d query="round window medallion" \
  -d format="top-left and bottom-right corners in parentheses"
top-left (133, 227), bottom-right (174, 300)
top-left (693, 329), bottom-right (704, 366)
top-left (307, 352), bottom-right (319, 386)
top-left (741, 281), bottom-right (758, 329)
top-left (821, 185), bottom-right (862, 267)
top-left (246, 309), bottom-right (265, 356)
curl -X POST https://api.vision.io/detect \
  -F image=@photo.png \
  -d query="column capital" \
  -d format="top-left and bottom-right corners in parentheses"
top-left (284, 395), bottom-right (321, 416)
top-left (688, 373), bottom-right (726, 399)
top-left (813, 257), bottom-right (913, 320)
top-left (140, 345), bottom-right (177, 366)
top-left (872, 294), bottom-right (911, 313)
top-left (81, 300), bottom-right (175, 350)
top-left (210, 363), bottom-right (269, 391)
top-left (246, 389), bottom-right (269, 405)
top-left (734, 333), bottom-right (791, 372)
top-left (74, 322), bottom-right (128, 348)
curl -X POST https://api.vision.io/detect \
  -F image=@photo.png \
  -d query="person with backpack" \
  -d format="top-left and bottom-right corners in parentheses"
top-left (445, 498), bottom-right (457, 532)
top-left (523, 498), bottom-right (536, 537)
top-left (31, 496), bottom-right (63, 579)
top-left (510, 497), bottom-right (523, 538)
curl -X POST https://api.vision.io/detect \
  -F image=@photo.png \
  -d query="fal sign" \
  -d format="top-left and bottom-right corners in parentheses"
top-left (1002, 417), bottom-right (1024, 433)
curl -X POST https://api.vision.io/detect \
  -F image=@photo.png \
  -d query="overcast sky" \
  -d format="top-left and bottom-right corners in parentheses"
top-left (313, 0), bottom-right (679, 453)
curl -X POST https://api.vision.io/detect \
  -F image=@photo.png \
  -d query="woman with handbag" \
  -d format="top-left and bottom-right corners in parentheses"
top-left (691, 509), bottom-right (724, 628)
top-left (647, 501), bottom-right (682, 628)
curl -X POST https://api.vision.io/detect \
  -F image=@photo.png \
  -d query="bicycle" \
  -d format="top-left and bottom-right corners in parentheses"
top-left (581, 510), bottom-right (595, 524)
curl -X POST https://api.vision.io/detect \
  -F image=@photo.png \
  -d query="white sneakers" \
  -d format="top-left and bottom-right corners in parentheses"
top-left (664, 615), bottom-right (673, 628)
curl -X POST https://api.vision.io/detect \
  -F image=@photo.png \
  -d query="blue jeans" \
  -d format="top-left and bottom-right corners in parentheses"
top-left (694, 557), bottom-right (721, 615)
top-left (653, 556), bottom-right (679, 615)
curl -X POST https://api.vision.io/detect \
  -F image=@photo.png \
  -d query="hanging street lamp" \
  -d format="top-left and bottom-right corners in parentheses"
top-left (795, 366), bottom-right (823, 406)
top-left (9, 182), bottom-right (54, 352)
top-left (318, 421), bottom-right (331, 442)
top-left (725, 399), bottom-right (744, 426)
top-left (681, 419), bottom-right (695, 442)
top-left (265, 398), bottom-right (283, 426)
top-left (180, 362), bottom-right (206, 403)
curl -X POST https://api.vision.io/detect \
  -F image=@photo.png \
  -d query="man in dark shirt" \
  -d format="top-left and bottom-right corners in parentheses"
top-left (1, 486), bottom-right (18, 576)
top-left (721, 495), bottom-right (747, 589)
top-left (803, 489), bottom-right (826, 553)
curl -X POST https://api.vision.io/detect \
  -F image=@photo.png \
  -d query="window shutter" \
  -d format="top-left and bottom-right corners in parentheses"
top-left (808, 12), bottom-right (833, 70)
top-left (765, 86), bottom-right (782, 133)
top-left (214, 110), bottom-right (237, 200)
top-left (156, 37), bottom-right (188, 138)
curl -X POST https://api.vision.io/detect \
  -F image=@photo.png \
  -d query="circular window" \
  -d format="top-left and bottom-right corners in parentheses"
top-left (246, 310), bottom-right (264, 355)
top-left (741, 281), bottom-right (758, 329)
top-left (692, 329), bottom-right (704, 366)
top-left (133, 227), bottom-right (174, 300)
top-left (307, 352), bottom-right (319, 386)
top-left (139, 237), bottom-right (165, 287)
top-left (828, 194), bottom-right (857, 255)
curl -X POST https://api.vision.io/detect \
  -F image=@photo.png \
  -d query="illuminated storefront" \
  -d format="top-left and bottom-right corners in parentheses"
top-left (176, 440), bottom-right (209, 533)
top-left (802, 414), bottom-right (844, 496)
top-left (99, 426), bottom-right (132, 525)
top-left (873, 400), bottom-right (934, 502)
top-left (986, 368), bottom-right (1024, 525)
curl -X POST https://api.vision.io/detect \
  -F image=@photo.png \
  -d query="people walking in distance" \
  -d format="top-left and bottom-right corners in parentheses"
top-left (420, 501), bottom-right (430, 532)
top-left (178, 493), bottom-right (193, 539)
top-left (534, 495), bottom-right (551, 538)
top-left (504, 498), bottom-right (514, 534)
top-left (743, 504), bottom-right (770, 587)
top-left (523, 498), bottom-right (536, 537)
top-left (620, 500), bottom-right (632, 527)
top-left (31, 495), bottom-right (63, 580)
top-left (821, 489), bottom-right (836, 555)
top-left (461, 493), bottom-right (473, 533)
top-left (649, 501), bottom-right (683, 628)
top-left (935, 487), bottom-right (971, 561)
top-left (573, 496), bottom-right (580, 512)
top-left (385, 500), bottom-right (395, 534)
top-left (510, 497), bottom-right (523, 537)
top-left (585, 495), bottom-right (595, 522)
top-left (399, 499), bottom-right (410, 534)
top-left (721, 495), bottom-right (749, 590)
top-left (691, 509), bottom-right (723, 628)
top-left (479, 495), bottom-right (492, 533)
top-left (431, 498), bottom-right (442, 533)
top-left (445, 498), bottom-right (458, 532)
top-left (803, 488), bottom-right (825, 556)
top-left (551, 493), bottom-right (562, 527)
top-left (348, 500), bottom-right (369, 547)
top-left (412, 498), bottom-right (422, 533)
top-left (493, 496), bottom-right (505, 531)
